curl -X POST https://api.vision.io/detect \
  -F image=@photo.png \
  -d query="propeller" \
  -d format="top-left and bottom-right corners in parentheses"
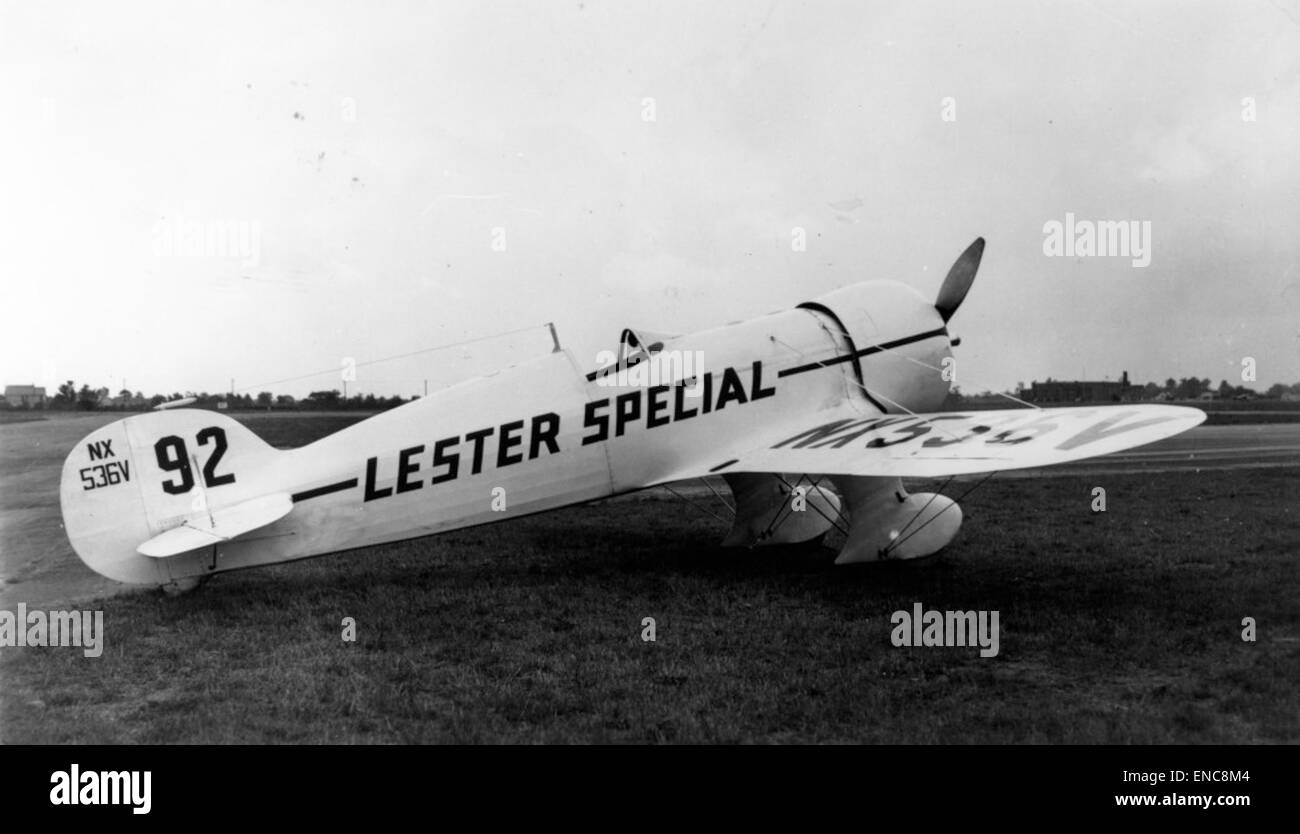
top-left (935, 237), bottom-right (985, 323)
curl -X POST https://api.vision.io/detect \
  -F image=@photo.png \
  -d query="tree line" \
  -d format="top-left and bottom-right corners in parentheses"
top-left (7, 376), bottom-right (1300, 412)
top-left (3, 383), bottom-right (413, 412)
top-left (948, 376), bottom-right (1300, 405)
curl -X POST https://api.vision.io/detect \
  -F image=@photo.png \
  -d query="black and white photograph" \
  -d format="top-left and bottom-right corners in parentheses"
top-left (0, 0), bottom-right (1294, 807)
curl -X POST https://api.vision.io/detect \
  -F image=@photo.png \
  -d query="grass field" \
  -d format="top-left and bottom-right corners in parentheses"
top-left (1, 410), bottom-right (1296, 743)
top-left (0, 412), bottom-right (47, 425)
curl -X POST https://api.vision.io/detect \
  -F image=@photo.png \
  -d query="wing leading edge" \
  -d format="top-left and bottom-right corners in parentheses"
top-left (710, 405), bottom-right (1206, 479)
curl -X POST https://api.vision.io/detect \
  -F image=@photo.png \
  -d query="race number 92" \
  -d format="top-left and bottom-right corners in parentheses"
top-left (154, 427), bottom-right (236, 494)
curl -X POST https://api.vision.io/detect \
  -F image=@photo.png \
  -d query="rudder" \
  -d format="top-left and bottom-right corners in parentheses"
top-left (60, 410), bottom-right (282, 586)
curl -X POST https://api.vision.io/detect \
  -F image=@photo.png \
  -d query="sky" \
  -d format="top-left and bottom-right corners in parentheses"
top-left (1, 0), bottom-right (1297, 399)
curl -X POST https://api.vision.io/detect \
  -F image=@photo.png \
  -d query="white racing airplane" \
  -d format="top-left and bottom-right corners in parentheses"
top-left (61, 238), bottom-right (1204, 591)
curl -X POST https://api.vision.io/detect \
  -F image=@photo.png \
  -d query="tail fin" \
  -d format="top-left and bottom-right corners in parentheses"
top-left (60, 410), bottom-right (285, 586)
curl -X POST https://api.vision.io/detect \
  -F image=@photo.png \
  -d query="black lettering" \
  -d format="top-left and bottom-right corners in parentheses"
top-left (197, 426), bottom-right (236, 487)
top-left (396, 445), bottom-right (425, 493)
top-left (922, 421), bottom-right (995, 448)
top-left (363, 456), bottom-right (391, 502)
top-left (582, 399), bottom-right (610, 445)
top-left (464, 427), bottom-right (494, 475)
top-left (771, 419), bottom-right (863, 450)
top-left (813, 417), bottom-right (909, 448)
top-left (865, 420), bottom-right (931, 448)
top-left (615, 391), bottom-right (641, 436)
top-left (529, 413), bottom-right (560, 459)
top-left (431, 436), bottom-right (460, 484)
top-left (715, 367), bottom-right (749, 410)
top-left (646, 386), bottom-right (671, 428)
top-left (674, 381), bottom-right (699, 421)
top-left (701, 372), bottom-right (713, 414)
top-left (750, 361), bottom-right (775, 400)
top-left (154, 436), bottom-right (193, 494)
top-left (497, 420), bottom-right (525, 467)
top-left (984, 416), bottom-right (1059, 445)
top-left (917, 415), bottom-right (977, 447)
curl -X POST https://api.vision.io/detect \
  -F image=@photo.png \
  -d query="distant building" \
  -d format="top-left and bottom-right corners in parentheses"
top-left (4, 384), bottom-right (47, 407)
top-left (1022, 371), bottom-right (1134, 404)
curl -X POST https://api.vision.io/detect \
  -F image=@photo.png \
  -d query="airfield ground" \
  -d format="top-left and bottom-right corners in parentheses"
top-left (0, 411), bottom-right (1296, 743)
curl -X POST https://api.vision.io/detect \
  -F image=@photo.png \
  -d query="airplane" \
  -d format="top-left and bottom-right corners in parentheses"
top-left (153, 396), bottom-right (197, 411)
top-left (60, 238), bottom-right (1205, 592)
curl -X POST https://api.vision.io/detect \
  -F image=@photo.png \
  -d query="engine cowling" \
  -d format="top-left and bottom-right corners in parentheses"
top-left (799, 281), bottom-right (953, 415)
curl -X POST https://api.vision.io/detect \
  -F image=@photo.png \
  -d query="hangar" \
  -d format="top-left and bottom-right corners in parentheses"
top-left (3, 384), bottom-right (46, 408)
top-left (1021, 371), bottom-right (1135, 404)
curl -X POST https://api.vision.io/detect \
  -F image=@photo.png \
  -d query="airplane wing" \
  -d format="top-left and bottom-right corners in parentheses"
top-left (703, 405), bottom-right (1206, 479)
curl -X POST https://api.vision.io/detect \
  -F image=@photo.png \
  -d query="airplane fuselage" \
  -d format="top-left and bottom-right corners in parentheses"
top-left (70, 280), bottom-right (954, 586)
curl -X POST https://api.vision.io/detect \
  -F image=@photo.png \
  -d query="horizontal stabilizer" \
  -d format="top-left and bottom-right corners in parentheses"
top-left (138, 493), bottom-right (293, 558)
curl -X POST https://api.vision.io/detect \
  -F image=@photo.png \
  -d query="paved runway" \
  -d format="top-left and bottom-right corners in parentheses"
top-left (0, 414), bottom-right (126, 608)
top-left (2, 415), bottom-right (1297, 607)
top-left (998, 423), bottom-right (1300, 477)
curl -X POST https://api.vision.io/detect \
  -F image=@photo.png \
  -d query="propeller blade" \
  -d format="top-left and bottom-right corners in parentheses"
top-left (935, 237), bottom-right (985, 323)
